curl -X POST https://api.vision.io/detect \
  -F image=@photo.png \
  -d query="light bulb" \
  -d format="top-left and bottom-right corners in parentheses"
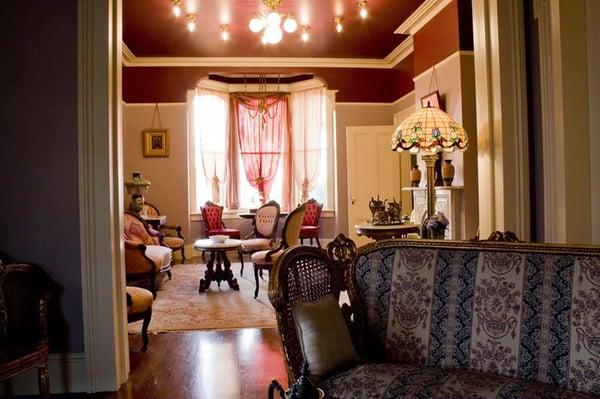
top-left (187, 14), bottom-right (197, 32)
top-left (266, 12), bottom-right (282, 27)
top-left (220, 24), bottom-right (229, 41)
top-left (358, 1), bottom-right (368, 19)
top-left (249, 17), bottom-right (264, 33)
top-left (264, 25), bottom-right (283, 44)
top-left (335, 17), bottom-right (343, 33)
top-left (172, 0), bottom-right (181, 17)
top-left (301, 26), bottom-right (310, 42)
top-left (283, 17), bottom-right (298, 33)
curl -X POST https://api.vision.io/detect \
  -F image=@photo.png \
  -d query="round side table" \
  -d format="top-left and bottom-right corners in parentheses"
top-left (193, 239), bottom-right (242, 293)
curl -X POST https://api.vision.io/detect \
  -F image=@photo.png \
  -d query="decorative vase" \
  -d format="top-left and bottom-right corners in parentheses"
top-left (410, 165), bottom-right (422, 187)
top-left (428, 227), bottom-right (446, 239)
top-left (442, 159), bottom-right (455, 186)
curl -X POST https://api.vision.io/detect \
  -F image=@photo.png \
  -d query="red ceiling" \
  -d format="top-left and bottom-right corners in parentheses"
top-left (123, 0), bottom-right (424, 58)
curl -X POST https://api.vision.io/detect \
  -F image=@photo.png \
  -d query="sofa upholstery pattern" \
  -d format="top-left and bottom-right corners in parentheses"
top-left (331, 240), bottom-right (600, 398)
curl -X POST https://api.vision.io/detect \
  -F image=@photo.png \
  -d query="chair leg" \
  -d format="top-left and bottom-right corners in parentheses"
top-left (300, 238), bottom-right (304, 245)
top-left (239, 249), bottom-right (244, 276)
top-left (141, 308), bottom-right (152, 351)
top-left (180, 247), bottom-right (186, 262)
top-left (310, 238), bottom-right (313, 246)
top-left (315, 237), bottom-right (322, 249)
top-left (38, 365), bottom-right (49, 399)
top-left (254, 264), bottom-right (260, 298)
top-left (167, 270), bottom-right (172, 279)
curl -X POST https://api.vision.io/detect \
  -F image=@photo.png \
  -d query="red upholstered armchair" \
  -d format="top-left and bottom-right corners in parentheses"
top-left (200, 201), bottom-right (241, 239)
top-left (299, 198), bottom-right (323, 248)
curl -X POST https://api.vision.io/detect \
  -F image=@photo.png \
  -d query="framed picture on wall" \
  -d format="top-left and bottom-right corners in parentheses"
top-left (420, 91), bottom-right (442, 109)
top-left (143, 129), bottom-right (169, 157)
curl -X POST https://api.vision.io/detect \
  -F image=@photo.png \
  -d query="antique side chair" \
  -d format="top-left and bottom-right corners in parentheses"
top-left (299, 198), bottom-right (323, 248)
top-left (238, 200), bottom-right (281, 276)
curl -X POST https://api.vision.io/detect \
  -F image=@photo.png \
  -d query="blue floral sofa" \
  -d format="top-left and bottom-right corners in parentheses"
top-left (269, 238), bottom-right (600, 399)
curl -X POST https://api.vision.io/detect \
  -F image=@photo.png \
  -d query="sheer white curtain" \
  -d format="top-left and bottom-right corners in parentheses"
top-left (193, 88), bottom-right (229, 207)
top-left (291, 86), bottom-right (326, 203)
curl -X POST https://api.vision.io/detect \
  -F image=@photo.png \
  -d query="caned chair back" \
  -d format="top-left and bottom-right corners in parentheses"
top-left (282, 205), bottom-right (306, 247)
top-left (302, 199), bottom-right (323, 227)
top-left (254, 201), bottom-right (281, 238)
top-left (201, 201), bottom-right (224, 232)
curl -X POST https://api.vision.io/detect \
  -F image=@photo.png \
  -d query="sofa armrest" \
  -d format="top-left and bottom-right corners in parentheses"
top-left (124, 240), bottom-right (154, 276)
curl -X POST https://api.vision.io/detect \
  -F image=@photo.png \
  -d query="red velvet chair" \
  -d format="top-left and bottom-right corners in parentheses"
top-left (299, 198), bottom-right (323, 248)
top-left (200, 201), bottom-right (241, 239)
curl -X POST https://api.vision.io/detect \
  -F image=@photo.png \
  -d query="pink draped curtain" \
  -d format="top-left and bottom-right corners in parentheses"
top-left (233, 94), bottom-right (288, 204)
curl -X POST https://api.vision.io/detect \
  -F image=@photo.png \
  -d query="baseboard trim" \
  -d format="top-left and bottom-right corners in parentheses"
top-left (0, 352), bottom-right (87, 395)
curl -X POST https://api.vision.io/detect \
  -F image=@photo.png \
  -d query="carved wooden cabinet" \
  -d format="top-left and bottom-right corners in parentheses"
top-left (402, 186), bottom-right (464, 240)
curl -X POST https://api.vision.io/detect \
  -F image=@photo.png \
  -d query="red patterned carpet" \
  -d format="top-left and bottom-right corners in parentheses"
top-left (128, 261), bottom-right (276, 333)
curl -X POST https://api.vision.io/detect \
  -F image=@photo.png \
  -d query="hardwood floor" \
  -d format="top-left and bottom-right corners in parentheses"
top-left (14, 328), bottom-right (288, 399)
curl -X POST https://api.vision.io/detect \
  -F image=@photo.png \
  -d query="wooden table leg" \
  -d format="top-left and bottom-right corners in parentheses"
top-left (199, 251), bottom-right (216, 292)
top-left (220, 250), bottom-right (239, 291)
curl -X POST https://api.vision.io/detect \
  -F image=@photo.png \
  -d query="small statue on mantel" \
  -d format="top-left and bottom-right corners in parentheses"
top-left (387, 198), bottom-right (402, 225)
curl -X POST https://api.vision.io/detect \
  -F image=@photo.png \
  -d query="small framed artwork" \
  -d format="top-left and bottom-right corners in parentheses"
top-left (420, 91), bottom-right (441, 109)
top-left (143, 129), bottom-right (169, 157)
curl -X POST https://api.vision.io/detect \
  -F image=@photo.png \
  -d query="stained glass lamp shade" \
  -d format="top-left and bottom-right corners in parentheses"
top-left (125, 172), bottom-right (151, 213)
top-left (391, 104), bottom-right (469, 232)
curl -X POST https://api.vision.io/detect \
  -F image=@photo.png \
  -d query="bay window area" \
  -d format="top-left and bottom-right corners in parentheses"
top-left (189, 78), bottom-right (334, 215)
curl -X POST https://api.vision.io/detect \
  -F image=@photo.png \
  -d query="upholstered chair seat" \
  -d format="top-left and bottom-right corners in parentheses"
top-left (162, 236), bottom-right (184, 250)
top-left (242, 238), bottom-right (274, 252)
top-left (126, 286), bottom-right (153, 351)
top-left (238, 200), bottom-right (281, 276)
top-left (144, 245), bottom-right (172, 270)
top-left (299, 225), bottom-right (319, 237)
top-left (251, 249), bottom-right (283, 266)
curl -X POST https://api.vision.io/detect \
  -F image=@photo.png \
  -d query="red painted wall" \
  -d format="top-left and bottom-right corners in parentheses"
top-left (412, 0), bottom-right (473, 76)
top-left (122, 57), bottom-right (414, 104)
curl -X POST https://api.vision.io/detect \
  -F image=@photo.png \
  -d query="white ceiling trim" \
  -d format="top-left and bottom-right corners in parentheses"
top-left (121, 38), bottom-right (413, 69)
top-left (395, 0), bottom-right (453, 35)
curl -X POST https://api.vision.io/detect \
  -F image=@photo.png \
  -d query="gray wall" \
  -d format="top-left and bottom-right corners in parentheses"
top-left (0, 1), bottom-right (83, 352)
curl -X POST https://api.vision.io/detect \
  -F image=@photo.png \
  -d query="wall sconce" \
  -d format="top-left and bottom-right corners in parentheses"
top-left (335, 16), bottom-right (343, 33)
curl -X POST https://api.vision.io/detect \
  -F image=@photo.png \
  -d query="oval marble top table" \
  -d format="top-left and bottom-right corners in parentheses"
top-left (193, 239), bottom-right (242, 292)
top-left (354, 222), bottom-right (420, 240)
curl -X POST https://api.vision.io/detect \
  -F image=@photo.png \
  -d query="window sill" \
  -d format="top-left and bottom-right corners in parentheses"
top-left (190, 209), bottom-right (335, 222)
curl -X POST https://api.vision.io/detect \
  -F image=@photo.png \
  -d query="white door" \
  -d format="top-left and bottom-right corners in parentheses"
top-left (346, 126), bottom-right (402, 245)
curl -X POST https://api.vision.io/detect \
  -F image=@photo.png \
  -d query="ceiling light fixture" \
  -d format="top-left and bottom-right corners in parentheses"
top-left (358, 1), bottom-right (368, 19)
top-left (335, 16), bottom-right (343, 33)
top-left (186, 14), bottom-right (197, 32)
top-left (248, 0), bottom-right (298, 45)
top-left (301, 25), bottom-right (310, 42)
top-left (220, 24), bottom-right (230, 41)
top-left (171, 0), bottom-right (182, 17)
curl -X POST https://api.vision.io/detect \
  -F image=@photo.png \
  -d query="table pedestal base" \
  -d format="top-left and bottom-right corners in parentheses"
top-left (199, 250), bottom-right (240, 292)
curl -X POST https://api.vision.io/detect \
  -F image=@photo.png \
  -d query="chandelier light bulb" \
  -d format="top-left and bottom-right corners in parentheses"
top-left (172, 0), bottom-right (182, 17)
top-left (335, 17), bottom-right (343, 33)
top-left (249, 16), bottom-right (264, 33)
top-left (264, 25), bottom-right (283, 44)
top-left (220, 24), bottom-right (229, 41)
top-left (283, 16), bottom-right (298, 33)
top-left (187, 14), bottom-right (197, 32)
top-left (358, 1), bottom-right (368, 19)
top-left (266, 12), bottom-right (282, 27)
top-left (301, 26), bottom-right (310, 42)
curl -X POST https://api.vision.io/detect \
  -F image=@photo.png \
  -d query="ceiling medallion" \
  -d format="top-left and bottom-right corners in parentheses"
top-left (248, 0), bottom-right (301, 45)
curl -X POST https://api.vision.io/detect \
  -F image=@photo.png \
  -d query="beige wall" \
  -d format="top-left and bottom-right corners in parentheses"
top-left (123, 103), bottom-right (191, 240)
top-left (335, 103), bottom-right (395, 235)
top-left (413, 51), bottom-right (478, 239)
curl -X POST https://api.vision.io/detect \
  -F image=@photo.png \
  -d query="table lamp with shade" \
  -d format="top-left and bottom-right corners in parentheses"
top-left (391, 104), bottom-right (468, 237)
top-left (124, 171), bottom-right (151, 213)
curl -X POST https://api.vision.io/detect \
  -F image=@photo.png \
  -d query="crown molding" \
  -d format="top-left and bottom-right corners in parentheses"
top-left (121, 37), bottom-right (414, 69)
top-left (384, 36), bottom-right (413, 67)
top-left (395, 0), bottom-right (453, 35)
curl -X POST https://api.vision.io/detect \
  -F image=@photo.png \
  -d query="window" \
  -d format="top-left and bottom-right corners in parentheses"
top-left (190, 82), bottom-right (333, 213)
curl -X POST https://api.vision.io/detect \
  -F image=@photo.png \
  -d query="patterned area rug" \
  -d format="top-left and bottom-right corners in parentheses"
top-left (128, 261), bottom-right (276, 333)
